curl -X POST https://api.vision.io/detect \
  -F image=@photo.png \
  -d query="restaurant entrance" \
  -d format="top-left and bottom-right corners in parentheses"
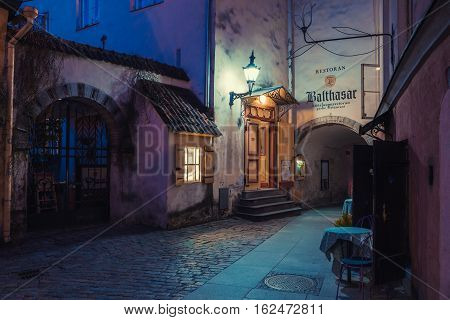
top-left (244, 119), bottom-right (276, 190)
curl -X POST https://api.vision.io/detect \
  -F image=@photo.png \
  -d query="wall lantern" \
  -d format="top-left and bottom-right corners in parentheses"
top-left (229, 50), bottom-right (261, 107)
top-left (295, 154), bottom-right (306, 180)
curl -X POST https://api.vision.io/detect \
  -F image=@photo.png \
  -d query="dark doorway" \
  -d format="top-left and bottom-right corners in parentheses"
top-left (352, 145), bottom-right (373, 227)
top-left (373, 140), bottom-right (409, 284)
top-left (28, 99), bottom-right (110, 229)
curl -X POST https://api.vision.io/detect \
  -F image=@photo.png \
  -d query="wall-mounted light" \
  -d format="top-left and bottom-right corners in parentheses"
top-left (259, 95), bottom-right (267, 104)
top-left (229, 50), bottom-right (261, 107)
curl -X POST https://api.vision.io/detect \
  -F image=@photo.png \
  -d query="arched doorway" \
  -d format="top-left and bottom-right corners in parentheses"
top-left (294, 123), bottom-right (368, 206)
top-left (28, 98), bottom-right (110, 229)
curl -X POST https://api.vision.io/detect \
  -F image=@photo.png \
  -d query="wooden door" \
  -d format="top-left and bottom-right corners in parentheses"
top-left (259, 123), bottom-right (270, 188)
top-left (246, 122), bottom-right (259, 189)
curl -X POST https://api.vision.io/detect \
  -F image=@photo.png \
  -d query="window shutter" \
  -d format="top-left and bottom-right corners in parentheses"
top-left (203, 145), bottom-right (215, 184)
top-left (175, 145), bottom-right (184, 185)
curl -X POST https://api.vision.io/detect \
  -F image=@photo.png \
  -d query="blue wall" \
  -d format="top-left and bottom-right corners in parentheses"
top-left (24, 0), bottom-right (210, 102)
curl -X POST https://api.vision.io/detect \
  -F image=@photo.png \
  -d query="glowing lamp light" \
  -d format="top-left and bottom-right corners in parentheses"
top-left (259, 95), bottom-right (267, 104)
top-left (229, 50), bottom-right (262, 107)
top-left (243, 50), bottom-right (261, 94)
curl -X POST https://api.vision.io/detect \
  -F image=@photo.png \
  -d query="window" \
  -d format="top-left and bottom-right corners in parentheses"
top-left (132, 0), bottom-right (164, 11)
top-left (34, 12), bottom-right (49, 31)
top-left (320, 160), bottom-right (329, 190)
top-left (184, 147), bottom-right (201, 183)
top-left (361, 64), bottom-right (381, 119)
top-left (295, 155), bottom-right (306, 180)
top-left (77, 0), bottom-right (99, 30)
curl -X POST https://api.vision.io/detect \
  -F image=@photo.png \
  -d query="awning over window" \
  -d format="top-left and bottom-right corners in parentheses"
top-left (139, 81), bottom-right (221, 137)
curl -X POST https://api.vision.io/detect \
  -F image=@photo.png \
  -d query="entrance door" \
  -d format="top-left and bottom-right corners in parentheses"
top-left (373, 140), bottom-right (409, 284)
top-left (245, 121), bottom-right (272, 189)
top-left (352, 145), bottom-right (373, 226)
top-left (28, 100), bottom-right (110, 229)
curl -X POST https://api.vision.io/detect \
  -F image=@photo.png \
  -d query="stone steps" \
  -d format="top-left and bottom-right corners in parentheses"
top-left (235, 189), bottom-right (301, 220)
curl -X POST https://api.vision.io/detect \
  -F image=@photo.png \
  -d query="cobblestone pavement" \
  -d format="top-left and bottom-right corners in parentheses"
top-left (0, 216), bottom-right (293, 299)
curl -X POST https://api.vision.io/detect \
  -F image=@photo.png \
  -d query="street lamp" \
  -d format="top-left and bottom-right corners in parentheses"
top-left (229, 50), bottom-right (261, 107)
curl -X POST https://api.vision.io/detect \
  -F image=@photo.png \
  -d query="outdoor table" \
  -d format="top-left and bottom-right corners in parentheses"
top-left (342, 198), bottom-right (352, 214)
top-left (319, 226), bottom-right (372, 282)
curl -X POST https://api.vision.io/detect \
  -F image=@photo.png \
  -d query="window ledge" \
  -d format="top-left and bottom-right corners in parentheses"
top-left (76, 22), bottom-right (99, 31)
top-left (130, 2), bottom-right (163, 12)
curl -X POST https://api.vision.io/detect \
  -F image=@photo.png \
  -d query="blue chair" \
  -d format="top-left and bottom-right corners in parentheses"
top-left (336, 233), bottom-right (373, 300)
top-left (355, 215), bottom-right (375, 230)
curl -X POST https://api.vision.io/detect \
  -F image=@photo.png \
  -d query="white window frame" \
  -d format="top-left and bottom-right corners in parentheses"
top-left (184, 146), bottom-right (201, 183)
top-left (77, 0), bottom-right (99, 30)
top-left (34, 12), bottom-right (49, 32)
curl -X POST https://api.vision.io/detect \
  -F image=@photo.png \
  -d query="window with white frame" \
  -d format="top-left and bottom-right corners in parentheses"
top-left (34, 12), bottom-right (49, 31)
top-left (184, 146), bottom-right (201, 183)
top-left (77, 0), bottom-right (99, 29)
top-left (132, 0), bottom-right (164, 11)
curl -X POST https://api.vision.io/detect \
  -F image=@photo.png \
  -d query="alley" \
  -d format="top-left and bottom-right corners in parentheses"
top-left (0, 215), bottom-right (293, 299)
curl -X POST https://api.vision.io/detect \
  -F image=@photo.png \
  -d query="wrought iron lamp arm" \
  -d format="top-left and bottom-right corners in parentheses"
top-left (229, 91), bottom-right (251, 107)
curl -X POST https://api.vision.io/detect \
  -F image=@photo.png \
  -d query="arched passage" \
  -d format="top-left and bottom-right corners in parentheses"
top-left (24, 83), bottom-right (132, 229)
top-left (294, 121), bottom-right (368, 206)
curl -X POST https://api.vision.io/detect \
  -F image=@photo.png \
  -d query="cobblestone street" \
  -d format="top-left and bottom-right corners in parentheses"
top-left (0, 216), bottom-right (293, 299)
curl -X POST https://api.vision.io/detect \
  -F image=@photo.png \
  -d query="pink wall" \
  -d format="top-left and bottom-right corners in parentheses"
top-left (392, 36), bottom-right (449, 299)
top-left (439, 91), bottom-right (450, 299)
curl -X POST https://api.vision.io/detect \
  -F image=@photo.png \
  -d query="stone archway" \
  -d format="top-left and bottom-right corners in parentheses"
top-left (294, 116), bottom-right (370, 206)
top-left (20, 83), bottom-right (133, 229)
top-left (26, 83), bottom-right (133, 152)
top-left (296, 116), bottom-right (373, 145)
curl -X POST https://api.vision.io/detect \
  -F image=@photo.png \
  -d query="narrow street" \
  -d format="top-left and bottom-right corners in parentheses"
top-left (0, 208), bottom-right (346, 300)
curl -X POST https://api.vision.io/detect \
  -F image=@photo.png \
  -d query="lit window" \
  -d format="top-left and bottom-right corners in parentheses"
top-left (133, 0), bottom-right (164, 11)
top-left (184, 147), bottom-right (201, 183)
top-left (77, 0), bottom-right (99, 29)
top-left (34, 12), bottom-right (49, 32)
top-left (295, 155), bottom-right (306, 180)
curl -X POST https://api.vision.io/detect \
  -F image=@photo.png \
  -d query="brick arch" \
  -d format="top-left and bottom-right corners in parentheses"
top-left (28, 83), bottom-right (133, 152)
top-left (296, 116), bottom-right (373, 145)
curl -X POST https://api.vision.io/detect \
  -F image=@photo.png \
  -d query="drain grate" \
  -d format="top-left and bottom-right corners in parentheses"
top-left (260, 273), bottom-right (323, 295)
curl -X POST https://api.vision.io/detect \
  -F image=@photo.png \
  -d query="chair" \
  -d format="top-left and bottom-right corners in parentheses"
top-left (355, 214), bottom-right (375, 230)
top-left (336, 233), bottom-right (373, 300)
top-left (34, 173), bottom-right (58, 214)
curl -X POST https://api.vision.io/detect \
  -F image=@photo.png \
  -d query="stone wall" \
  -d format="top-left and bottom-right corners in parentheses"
top-left (213, 0), bottom-right (289, 204)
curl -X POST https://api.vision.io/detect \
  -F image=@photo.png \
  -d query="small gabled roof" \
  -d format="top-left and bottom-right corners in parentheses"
top-left (139, 80), bottom-right (221, 137)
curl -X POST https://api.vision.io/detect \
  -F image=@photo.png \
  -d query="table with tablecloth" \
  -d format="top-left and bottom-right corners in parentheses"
top-left (320, 226), bottom-right (372, 278)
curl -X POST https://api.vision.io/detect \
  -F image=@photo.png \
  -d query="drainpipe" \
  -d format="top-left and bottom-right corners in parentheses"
top-left (2, 6), bottom-right (38, 243)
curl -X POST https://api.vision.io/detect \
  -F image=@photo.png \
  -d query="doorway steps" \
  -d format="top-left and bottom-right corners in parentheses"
top-left (235, 189), bottom-right (302, 219)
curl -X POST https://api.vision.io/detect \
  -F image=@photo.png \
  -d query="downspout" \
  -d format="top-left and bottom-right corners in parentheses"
top-left (2, 6), bottom-right (38, 243)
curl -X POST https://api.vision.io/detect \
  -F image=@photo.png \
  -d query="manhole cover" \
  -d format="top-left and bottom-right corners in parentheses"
top-left (264, 274), bottom-right (318, 293)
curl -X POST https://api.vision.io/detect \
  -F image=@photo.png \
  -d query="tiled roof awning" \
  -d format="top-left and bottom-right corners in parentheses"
top-left (140, 81), bottom-right (221, 137)
top-left (245, 86), bottom-right (298, 105)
